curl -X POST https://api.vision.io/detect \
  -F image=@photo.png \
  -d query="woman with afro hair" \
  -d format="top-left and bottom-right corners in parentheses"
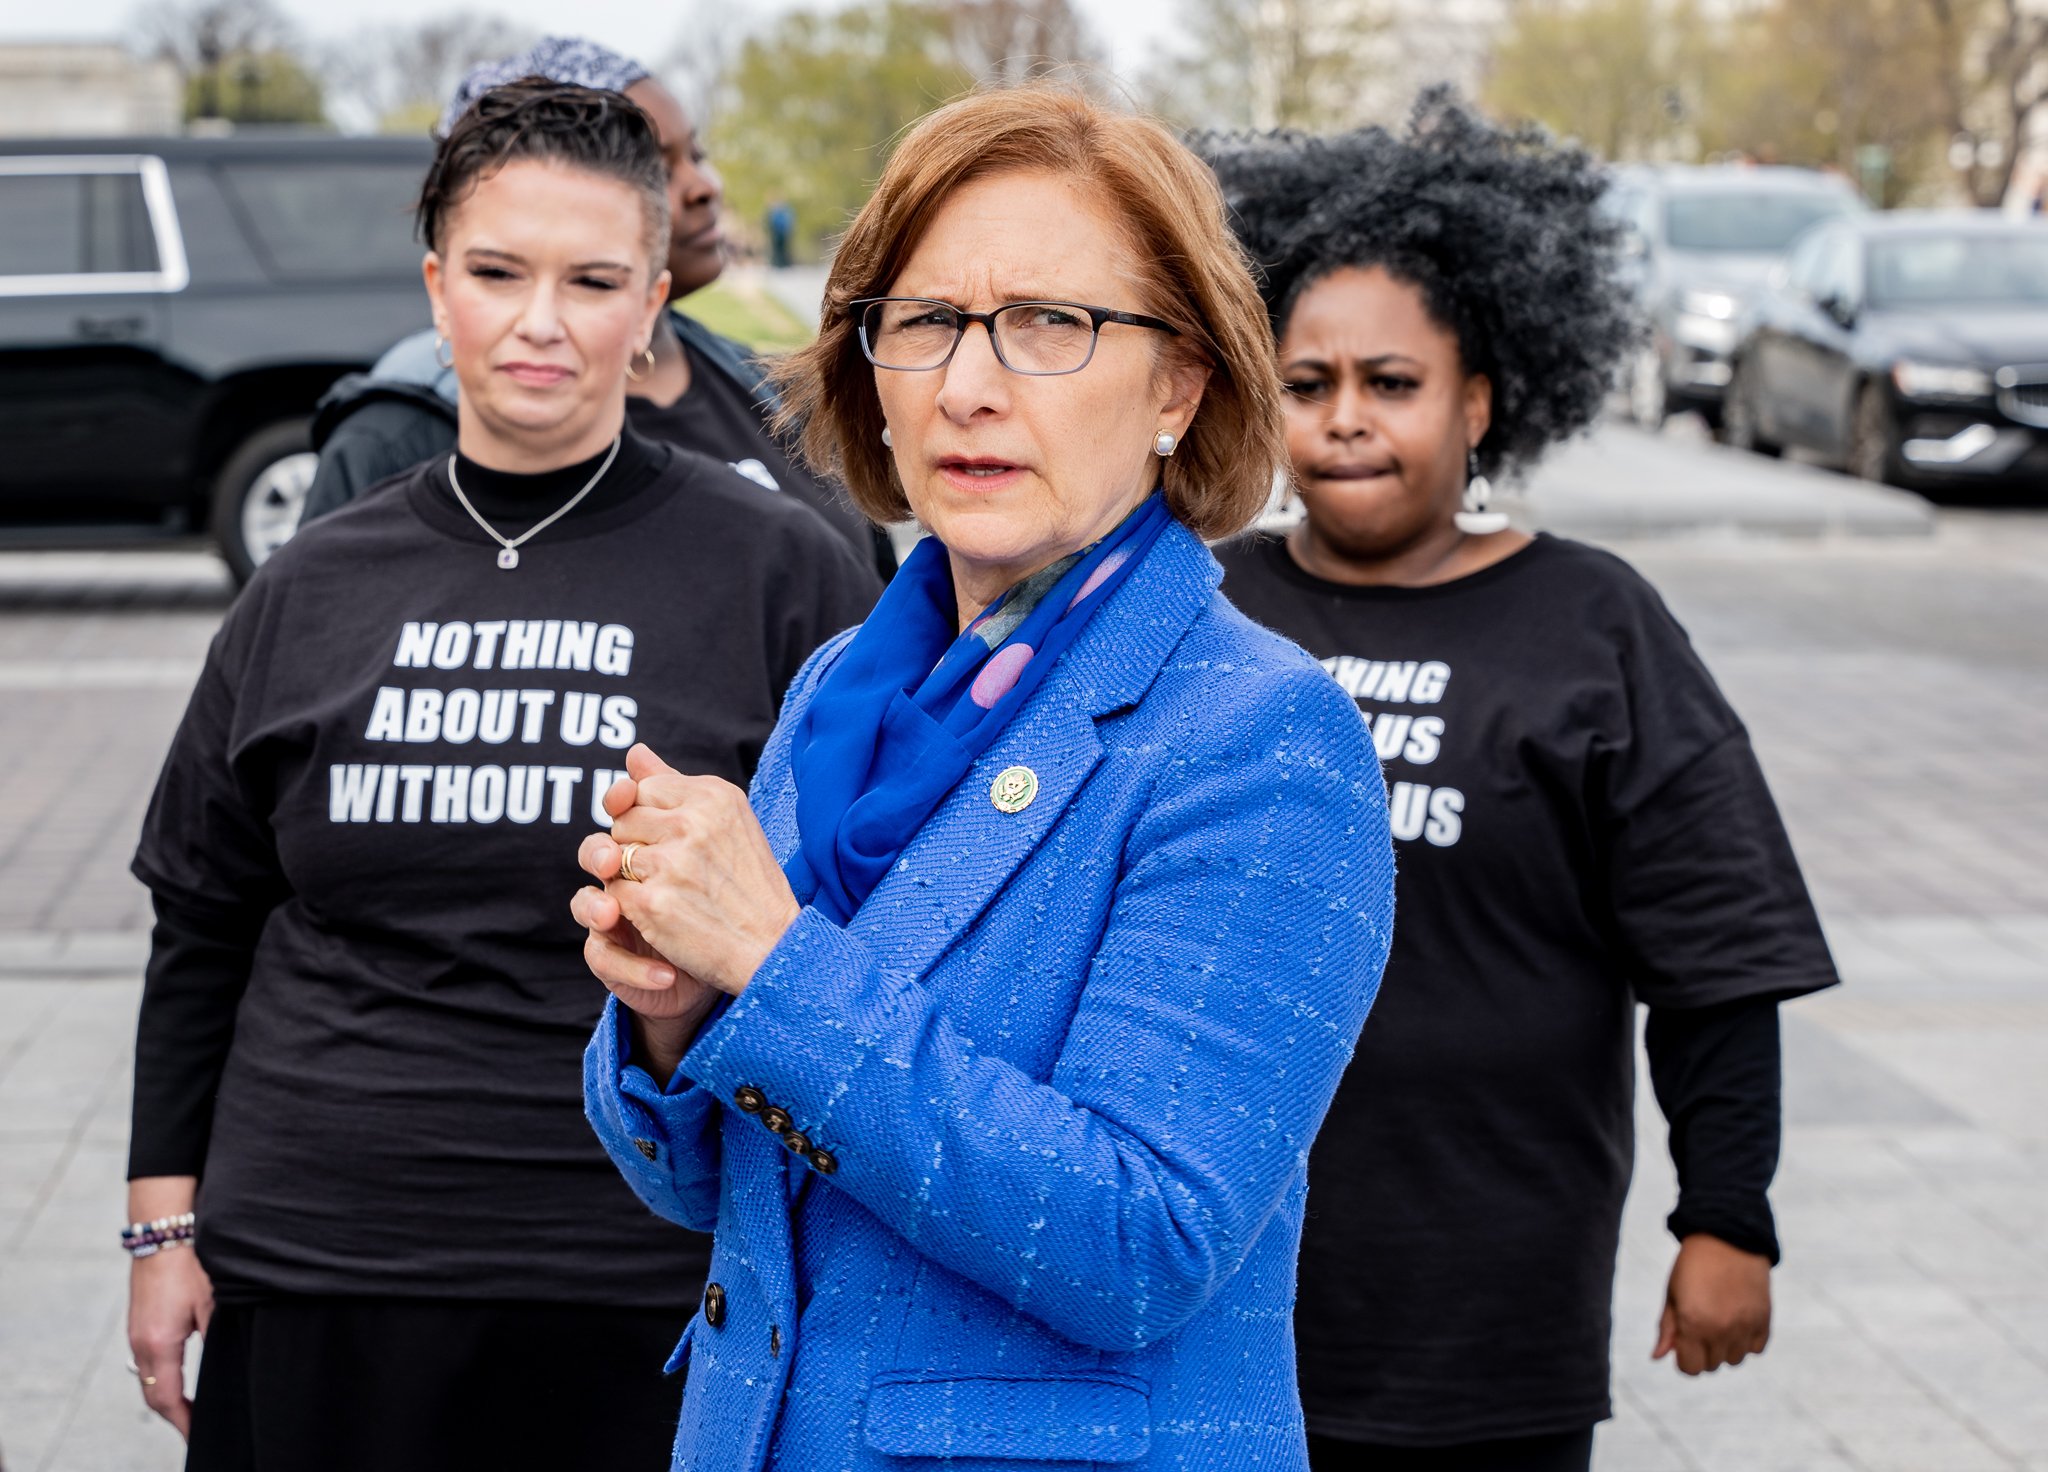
top-left (1197, 92), bottom-right (1840, 1471)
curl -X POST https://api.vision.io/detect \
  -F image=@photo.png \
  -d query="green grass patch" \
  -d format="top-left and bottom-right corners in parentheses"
top-left (680, 276), bottom-right (816, 354)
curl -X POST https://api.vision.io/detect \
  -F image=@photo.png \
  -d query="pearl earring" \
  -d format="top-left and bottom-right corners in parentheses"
top-left (1454, 450), bottom-right (1509, 535)
top-left (881, 426), bottom-right (893, 449)
top-left (1154, 429), bottom-right (1177, 458)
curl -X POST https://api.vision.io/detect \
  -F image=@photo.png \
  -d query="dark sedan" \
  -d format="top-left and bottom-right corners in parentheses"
top-left (1722, 211), bottom-right (2048, 495)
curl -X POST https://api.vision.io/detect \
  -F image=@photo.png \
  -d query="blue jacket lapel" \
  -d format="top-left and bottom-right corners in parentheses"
top-left (760, 521), bottom-right (1221, 986)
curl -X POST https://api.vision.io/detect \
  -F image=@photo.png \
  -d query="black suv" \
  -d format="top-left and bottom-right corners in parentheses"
top-left (0, 134), bottom-right (433, 579)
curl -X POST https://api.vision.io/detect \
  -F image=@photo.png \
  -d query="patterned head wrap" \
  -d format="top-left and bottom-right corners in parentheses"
top-left (437, 36), bottom-right (652, 137)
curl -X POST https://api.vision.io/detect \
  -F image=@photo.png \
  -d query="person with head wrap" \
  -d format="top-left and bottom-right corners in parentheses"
top-left (298, 37), bottom-right (893, 579)
top-left (1196, 93), bottom-right (1841, 1471)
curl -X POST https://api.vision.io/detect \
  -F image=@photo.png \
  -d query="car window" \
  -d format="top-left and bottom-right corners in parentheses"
top-left (0, 169), bottom-right (159, 278)
top-left (1784, 229), bottom-right (1832, 296)
top-left (217, 160), bottom-right (425, 281)
top-left (1808, 231), bottom-right (1860, 309)
top-left (1663, 191), bottom-right (1857, 253)
top-left (1868, 232), bottom-right (2048, 307)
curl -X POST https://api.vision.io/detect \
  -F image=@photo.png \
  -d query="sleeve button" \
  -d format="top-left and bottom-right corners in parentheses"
top-left (806, 1147), bottom-right (838, 1175)
top-left (782, 1131), bottom-right (811, 1155)
top-left (733, 1086), bottom-right (766, 1114)
top-left (703, 1282), bottom-right (727, 1329)
top-left (760, 1107), bottom-right (793, 1134)
top-left (633, 1137), bottom-right (658, 1161)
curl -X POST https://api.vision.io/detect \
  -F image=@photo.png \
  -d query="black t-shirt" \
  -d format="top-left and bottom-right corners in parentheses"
top-left (130, 432), bottom-right (879, 1308)
top-left (628, 335), bottom-right (891, 579)
top-left (1216, 532), bottom-right (1837, 1444)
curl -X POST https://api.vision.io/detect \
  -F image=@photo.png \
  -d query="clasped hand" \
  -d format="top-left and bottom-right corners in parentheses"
top-left (572, 744), bottom-right (801, 1057)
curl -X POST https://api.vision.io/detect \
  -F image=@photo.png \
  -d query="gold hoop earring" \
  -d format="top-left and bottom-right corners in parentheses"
top-left (434, 334), bottom-right (454, 370)
top-left (624, 345), bottom-right (655, 382)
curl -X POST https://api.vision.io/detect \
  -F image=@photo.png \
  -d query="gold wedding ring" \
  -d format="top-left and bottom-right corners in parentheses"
top-left (618, 842), bottom-right (646, 883)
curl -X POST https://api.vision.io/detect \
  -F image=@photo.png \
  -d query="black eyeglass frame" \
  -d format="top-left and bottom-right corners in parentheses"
top-left (849, 296), bottom-right (1184, 376)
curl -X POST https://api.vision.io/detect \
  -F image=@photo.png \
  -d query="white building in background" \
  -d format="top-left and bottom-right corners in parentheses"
top-left (0, 44), bottom-right (181, 137)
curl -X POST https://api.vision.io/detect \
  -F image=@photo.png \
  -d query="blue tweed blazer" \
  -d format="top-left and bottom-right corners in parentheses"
top-left (585, 519), bottom-right (1395, 1472)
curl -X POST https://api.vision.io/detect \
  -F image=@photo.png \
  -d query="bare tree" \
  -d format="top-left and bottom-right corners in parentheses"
top-left (326, 15), bottom-right (536, 134)
top-left (1143, 0), bottom-right (1390, 132)
top-left (660, 0), bottom-right (750, 128)
top-left (1926, 0), bottom-right (2048, 205)
top-left (139, 0), bottom-right (296, 119)
top-left (946, 0), bottom-right (1105, 86)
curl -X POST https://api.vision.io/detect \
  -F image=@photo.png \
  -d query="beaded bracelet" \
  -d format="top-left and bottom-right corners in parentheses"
top-left (121, 1212), bottom-right (196, 1259)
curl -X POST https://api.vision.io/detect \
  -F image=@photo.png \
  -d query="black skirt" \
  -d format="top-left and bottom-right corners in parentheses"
top-left (186, 1295), bottom-right (686, 1472)
top-left (1307, 1429), bottom-right (1596, 1472)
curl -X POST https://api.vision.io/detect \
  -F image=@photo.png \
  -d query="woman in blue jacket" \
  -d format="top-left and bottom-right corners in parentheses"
top-left (569, 86), bottom-right (1397, 1471)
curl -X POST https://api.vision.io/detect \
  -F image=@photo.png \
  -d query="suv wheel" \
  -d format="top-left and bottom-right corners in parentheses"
top-left (212, 419), bottom-right (316, 585)
top-left (1627, 346), bottom-right (1669, 430)
top-left (1847, 381), bottom-right (1901, 486)
top-left (1719, 359), bottom-right (1782, 458)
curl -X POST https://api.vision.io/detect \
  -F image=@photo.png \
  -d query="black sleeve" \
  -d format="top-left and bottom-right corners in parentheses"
top-left (127, 891), bottom-right (267, 1177)
top-left (1607, 733), bottom-right (1840, 1007)
top-left (127, 617), bottom-right (293, 1180)
top-left (1588, 572), bottom-right (1841, 1009)
top-left (775, 520), bottom-right (881, 704)
top-left (299, 400), bottom-right (456, 528)
top-left (1645, 995), bottom-right (1784, 1264)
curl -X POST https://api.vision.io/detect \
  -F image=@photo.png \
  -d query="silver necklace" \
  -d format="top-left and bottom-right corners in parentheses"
top-left (446, 435), bottom-right (622, 570)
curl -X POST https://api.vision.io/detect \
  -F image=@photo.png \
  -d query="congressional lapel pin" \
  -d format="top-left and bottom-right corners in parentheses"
top-left (990, 765), bottom-right (1039, 814)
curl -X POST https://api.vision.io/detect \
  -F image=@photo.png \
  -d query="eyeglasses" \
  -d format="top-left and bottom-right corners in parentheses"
top-left (851, 296), bottom-right (1182, 376)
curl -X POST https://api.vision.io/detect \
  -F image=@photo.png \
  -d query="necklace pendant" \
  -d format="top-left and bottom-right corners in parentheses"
top-left (496, 547), bottom-right (520, 570)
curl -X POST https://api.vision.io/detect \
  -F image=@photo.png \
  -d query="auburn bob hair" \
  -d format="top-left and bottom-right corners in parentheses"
top-left (772, 85), bottom-right (1285, 542)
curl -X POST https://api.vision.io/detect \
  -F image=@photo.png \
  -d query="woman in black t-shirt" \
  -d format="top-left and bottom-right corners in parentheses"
top-left (1197, 94), bottom-right (1840, 1471)
top-left (297, 38), bottom-right (896, 582)
top-left (122, 83), bottom-right (878, 1472)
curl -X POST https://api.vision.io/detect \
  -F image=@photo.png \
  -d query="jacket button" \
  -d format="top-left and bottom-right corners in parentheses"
top-left (760, 1107), bottom-right (792, 1135)
top-left (633, 1137), bottom-right (658, 1161)
top-left (782, 1131), bottom-right (811, 1155)
top-left (733, 1086), bottom-right (766, 1113)
top-left (770, 1324), bottom-right (782, 1357)
top-left (806, 1147), bottom-right (839, 1175)
top-left (703, 1282), bottom-right (727, 1329)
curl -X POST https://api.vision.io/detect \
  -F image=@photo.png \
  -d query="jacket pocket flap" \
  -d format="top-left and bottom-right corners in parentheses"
top-left (862, 1373), bottom-right (1149, 1462)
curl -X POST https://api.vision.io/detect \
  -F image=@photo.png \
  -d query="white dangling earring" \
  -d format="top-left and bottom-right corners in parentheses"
top-left (881, 426), bottom-right (893, 449)
top-left (1454, 450), bottom-right (1509, 534)
top-left (1154, 429), bottom-right (1177, 458)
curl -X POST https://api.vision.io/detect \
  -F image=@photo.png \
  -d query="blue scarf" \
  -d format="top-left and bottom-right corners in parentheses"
top-left (785, 493), bottom-right (1172, 924)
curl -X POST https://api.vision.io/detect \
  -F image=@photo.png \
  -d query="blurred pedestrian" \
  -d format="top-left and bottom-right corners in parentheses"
top-left (299, 37), bottom-right (893, 579)
top-left (123, 81), bottom-right (877, 1472)
top-left (569, 85), bottom-right (1395, 1471)
top-left (1198, 92), bottom-right (1841, 1472)
top-left (768, 198), bottom-right (795, 267)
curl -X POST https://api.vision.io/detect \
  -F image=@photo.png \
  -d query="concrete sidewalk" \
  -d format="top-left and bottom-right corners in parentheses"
top-left (2, 520), bottom-right (2044, 1470)
top-left (7, 921), bottom-right (2045, 1472)
top-left (1523, 423), bottom-right (1937, 540)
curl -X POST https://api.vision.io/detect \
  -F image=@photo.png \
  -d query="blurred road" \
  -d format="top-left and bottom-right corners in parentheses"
top-left (2, 422), bottom-right (2046, 1471)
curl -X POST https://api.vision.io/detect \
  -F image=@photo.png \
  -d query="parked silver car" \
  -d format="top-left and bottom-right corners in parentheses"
top-left (1605, 164), bottom-right (1866, 430)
